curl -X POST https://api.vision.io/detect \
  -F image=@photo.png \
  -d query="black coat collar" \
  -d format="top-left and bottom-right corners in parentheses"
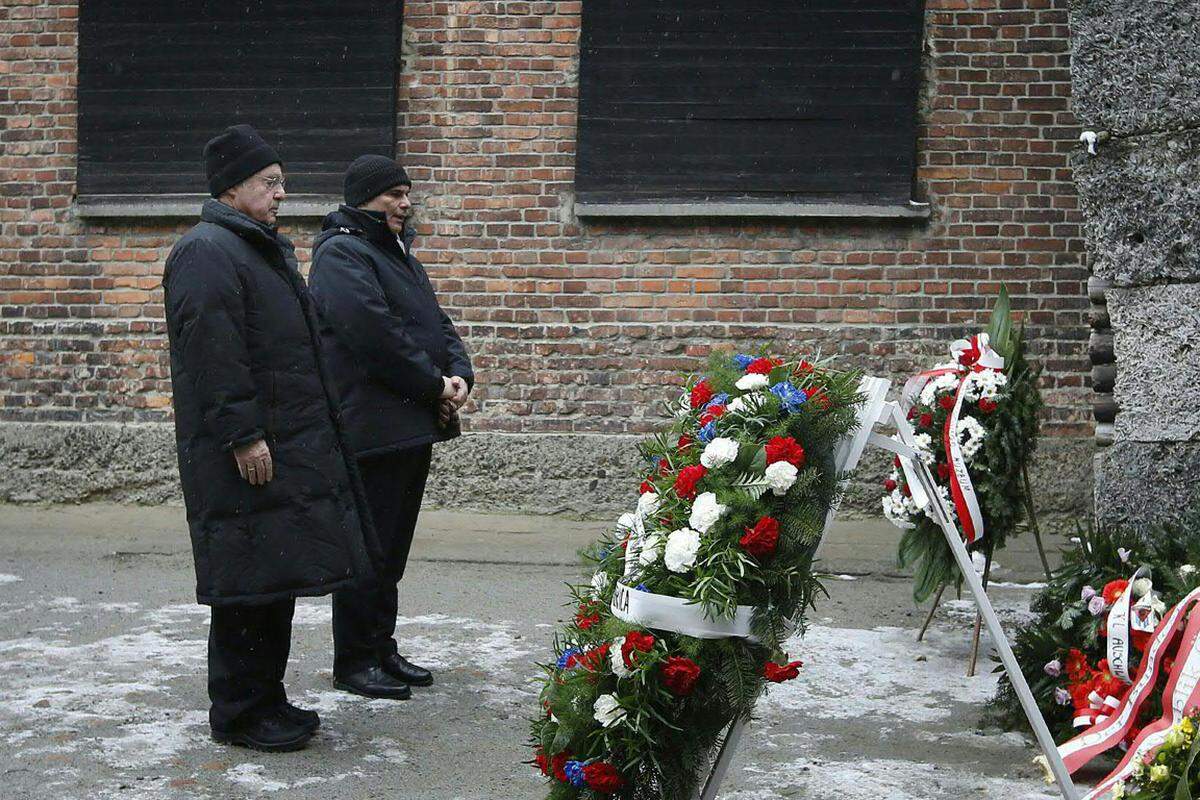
top-left (201, 199), bottom-right (295, 256)
top-left (318, 204), bottom-right (416, 255)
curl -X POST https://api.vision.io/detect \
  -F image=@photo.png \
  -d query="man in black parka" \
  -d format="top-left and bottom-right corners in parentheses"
top-left (162, 125), bottom-right (382, 751)
top-left (308, 155), bottom-right (473, 699)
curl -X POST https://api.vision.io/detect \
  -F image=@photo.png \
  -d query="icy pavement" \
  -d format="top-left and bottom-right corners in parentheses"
top-left (0, 506), bottom-right (1072, 799)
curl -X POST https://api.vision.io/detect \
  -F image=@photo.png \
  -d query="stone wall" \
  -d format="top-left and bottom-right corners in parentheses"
top-left (0, 0), bottom-right (1095, 519)
top-left (1072, 0), bottom-right (1200, 527)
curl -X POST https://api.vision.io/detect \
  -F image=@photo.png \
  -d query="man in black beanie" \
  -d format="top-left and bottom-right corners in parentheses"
top-left (308, 155), bottom-right (472, 699)
top-left (162, 125), bottom-right (380, 750)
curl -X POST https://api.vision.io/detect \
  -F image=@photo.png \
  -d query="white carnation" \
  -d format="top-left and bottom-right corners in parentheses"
top-left (638, 534), bottom-right (663, 566)
top-left (609, 636), bottom-right (630, 677)
top-left (700, 437), bottom-right (739, 469)
top-left (919, 372), bottom-right (962, 407)
top-left (616, 512), bottom-right (637, 533)
top-left (1181, 564), bottom-right (1198, 577)
top-left (735, 373), bottom-right (770, 391)
top-left (593, 693), bottom-right (626, 727)
top-left (688, 492), bottom-right (727, 533)
top-left (764, 461), bottom-right (798, 496)
top-left (637, 491), bottom-right (660, 518)
top-left (726, 392), bottom-right (765, 415)
top-left (663, 528), bottom-right (701, 573)
top-left (1132, 577), bottom-right (1153, 598)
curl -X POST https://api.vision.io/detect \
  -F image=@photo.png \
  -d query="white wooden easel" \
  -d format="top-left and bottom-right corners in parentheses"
top-left (628, 376), bottom-right (1080, 799)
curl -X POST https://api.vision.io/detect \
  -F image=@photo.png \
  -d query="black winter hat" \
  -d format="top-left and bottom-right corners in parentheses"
top-left (203, 124), bottom-right (282, 197)
top-left (344, 155), bottom-right (411, 207)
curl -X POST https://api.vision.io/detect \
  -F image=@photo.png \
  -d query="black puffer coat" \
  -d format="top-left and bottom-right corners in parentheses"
top-left (308, 205), bottom-right (473, 457)
top-left (163, 199), bottom-right (379, 606)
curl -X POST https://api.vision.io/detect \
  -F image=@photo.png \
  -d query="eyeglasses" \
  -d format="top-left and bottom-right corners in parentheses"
top-left (259, 176), bottom-right (286, 191)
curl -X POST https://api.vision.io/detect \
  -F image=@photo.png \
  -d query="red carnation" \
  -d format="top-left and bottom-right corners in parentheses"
top-left (661, 655), bottom-right (702, 696)
top-left (978, 397), bottom-right (997, 414)
top-left (674, 464), bottom-right (707, 499)
top-left (765, 435), bottom-right (806, 468)
top-left (678, 434), bottom-right (694, 449)
top-left (576, 613), bottom-right (599, 630)
top-left (763, 659), bottom-right (804, 682)
top-left (583, 761), bottom-right (625, 793)
top-left (551, 752), bottom-right (570, 783)
top-left (746, 356), bottom-right (779, 375)
top-left (938, 394), bottom-right (956, 411)
top-left (808, 387), bottom-right (832, 410)
top-left (901, 483), bottom-right (911, 497)
top-left (893, 455), bottom-right (902, 469)
top-left (884, 478), bottom-right (897, 492)
top-left (639, 480), bottom-right (654, 494)
top-left (573, 643), bottom-right (610, 672)
top-left (937, 462), bottom-right (951, 480)
top-left (1102, 579), bottom-right (1129, 606)
top-left (919, 412), bottom-right (933, 429)
top-left (699, 405), bottom-right (726, 425)
top-left (621, 630), bottom-right (656, 668)
top-left (740, 516), bottom-right (780, 559)
top-left (907, 406), bottom-right (918, 421)
top-left (796, 360), bottom-right (815, 374)
top-left (690, 380), bottom-right (714, 409)
top-left (534, 748), bottom-right (551, 776)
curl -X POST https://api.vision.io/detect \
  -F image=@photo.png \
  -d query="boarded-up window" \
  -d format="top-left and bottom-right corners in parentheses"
top-left (77, 0), bottom-right (400, 199)
top-left (575, 1), bottom-right (926, 208)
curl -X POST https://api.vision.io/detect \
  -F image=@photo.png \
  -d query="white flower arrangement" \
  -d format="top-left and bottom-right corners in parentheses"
top-left (609, 636), bottom-right (630, 678)
top-left (688, 492), bottom-right (727, 534)
top-left (735, 373), bottom-right (770, 391)
top-left (700, 437), bottom-right (739, 469)
top-left (638, 534), bottom-right (663, 566)
top-left (663, 528), bottom-right (701, 573)
top-left (637, 491), bottom-right (660, 518)
top-left (764, 461), bottom-right (798, 496)
top-left (957, 415), bottom-right (987, 459)
top-left (726, 392), bottom-right (765, 415)
top-left (593, 693), bottom-right (626, 727)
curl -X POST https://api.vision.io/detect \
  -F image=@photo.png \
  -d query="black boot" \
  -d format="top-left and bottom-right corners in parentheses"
top-left (381, 653), bottom-right (434, 687)
top-left (278, 701), bottom-right (320, 732)
top-left (212, 709), bottom-right (313, 752)
top-left (334, 666), bottom-right (412, 700)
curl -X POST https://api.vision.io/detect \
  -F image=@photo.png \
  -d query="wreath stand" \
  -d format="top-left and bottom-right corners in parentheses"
top-left (610, 376), bottom-right (1079, 800)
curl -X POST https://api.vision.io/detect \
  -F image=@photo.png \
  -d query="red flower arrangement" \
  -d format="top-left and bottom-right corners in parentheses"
top-left (739, 516), bottom-right (780, 559)
top-left (660, 656), bottom-right (701, 696)
top-left (763, 659), bottom-right (804, 682)
top-left (765, 435), bottom-right (806, 469)
top-left (674, 464), bottom-right (707, 500)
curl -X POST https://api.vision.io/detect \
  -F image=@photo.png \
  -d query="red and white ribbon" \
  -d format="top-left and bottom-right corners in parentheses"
top-left (1057, 587), bottom-right (1200, 787)
top-left (1079, 592), bottom-right (1200, 799)
top-left (1074, 691), bottom-right (1123, 729)
top-left (899, 333), bottom-right (1005, 544)
top-left (1107, 567), bottom-right (1151, 685)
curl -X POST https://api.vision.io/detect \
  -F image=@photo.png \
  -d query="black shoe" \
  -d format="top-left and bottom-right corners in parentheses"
top-left (334, 666), bottom-right (412, 700)
top-left (278, 701), bottom-right (320, 733)
top-left (381, 653), bottom-right (434, 687)
top-left (212, 710), bottom-right (313, 752)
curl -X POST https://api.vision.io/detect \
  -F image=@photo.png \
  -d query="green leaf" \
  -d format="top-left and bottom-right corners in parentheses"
top-left (1175, 730), bottom-right (1200, 800)
top-left (986, 284), bottom-right (1014, 360)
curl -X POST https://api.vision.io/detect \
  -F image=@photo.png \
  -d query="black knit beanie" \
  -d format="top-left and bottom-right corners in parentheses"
top-left (344, 155), bottom-right (411, 207)
top-left (203, 124), bottom-right (281, 197)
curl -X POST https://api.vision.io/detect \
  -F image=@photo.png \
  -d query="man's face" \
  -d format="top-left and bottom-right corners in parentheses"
top-left (360, 185), bottom-right (412, 235)
top-left (226, 164), bottom-right (285, 226)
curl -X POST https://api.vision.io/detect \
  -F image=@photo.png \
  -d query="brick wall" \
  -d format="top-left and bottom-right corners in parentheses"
top-left (0, 0), bottom-right (1092, 512)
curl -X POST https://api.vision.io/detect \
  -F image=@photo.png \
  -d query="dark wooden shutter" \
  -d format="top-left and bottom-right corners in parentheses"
top-left (575, 1), bottom-right (926, 205)
top-left (77, 0), bottom-right (400, 197)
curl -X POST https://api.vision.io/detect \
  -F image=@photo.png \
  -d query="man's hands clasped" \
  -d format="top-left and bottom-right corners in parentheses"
top-left (234, 439), bottom-right (274, 485)
top-left (439, 375), bottom-right (470, 427)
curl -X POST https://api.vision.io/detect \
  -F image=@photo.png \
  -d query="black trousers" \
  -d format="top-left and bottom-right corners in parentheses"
top-left (332, 443), bottom-right (433, 677)
top-left (208, 598), bottom-right (296, 731)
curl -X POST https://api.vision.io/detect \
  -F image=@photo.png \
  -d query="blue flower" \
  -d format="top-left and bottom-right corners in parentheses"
top-left (705, 393), bottom-right (730, 409)
top-left (598, 547), bottom-right (611, 560)
top-left (770, 381), bottom-right (808, 414)
top-left (733, 353), bottom-right (754, 369)
top-left (635, 583), bottom-right (648, 592)
top-left (564, 760), bottom-right (587, 788)
top-left (698, 420), bottom-right (717, 443)
top-left (651, 455), bottom-right (663, 470)
top-left (556, 648), bottom-right (580, 669)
